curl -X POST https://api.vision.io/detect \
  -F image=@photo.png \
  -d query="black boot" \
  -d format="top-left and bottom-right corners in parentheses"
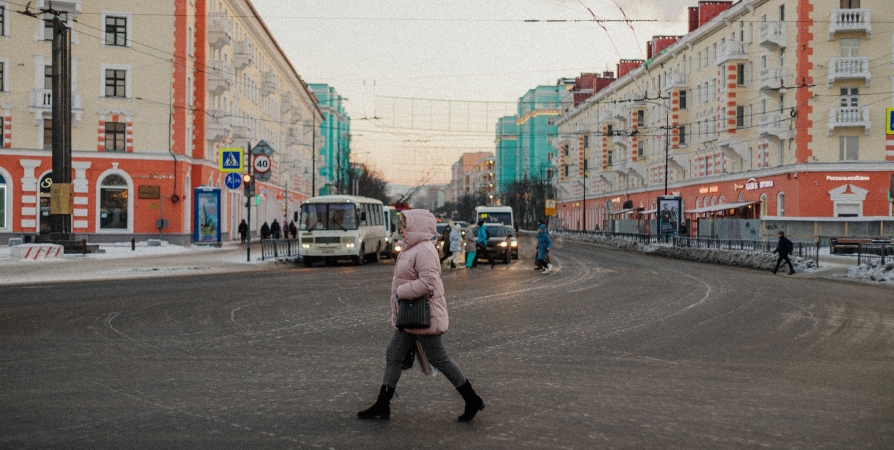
top-left (456, 380), bottom-right (485, 422)
top-left (357, 385), bottom-right (395, 420)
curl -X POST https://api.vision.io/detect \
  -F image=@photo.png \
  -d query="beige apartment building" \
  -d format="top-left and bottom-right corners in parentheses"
top-left (0, 0), bottom-right (322, 244)
top-left (553, 0), bottom-right (893, 235)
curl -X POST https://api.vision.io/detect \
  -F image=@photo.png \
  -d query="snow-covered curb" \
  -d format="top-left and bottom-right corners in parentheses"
top-left (555, 233), bottom-right (894, 285)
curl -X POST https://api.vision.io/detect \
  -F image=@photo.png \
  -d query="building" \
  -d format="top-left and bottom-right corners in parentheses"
top-left (448, 152), bottom-right (494, 204)
top-left (308, 83), bottom-right (351, 196)
top-left (0, 0), bottom-right (323, 244)
top-left (553, 0), bottom-right (894, 235)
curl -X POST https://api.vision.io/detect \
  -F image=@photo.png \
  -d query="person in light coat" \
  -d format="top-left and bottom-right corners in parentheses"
top-left (464, 223), bottom-right (478, 268)
top-left (358, 209), bottom-right (485, 422)
top-left (448, 221), bottom-right (463, 269)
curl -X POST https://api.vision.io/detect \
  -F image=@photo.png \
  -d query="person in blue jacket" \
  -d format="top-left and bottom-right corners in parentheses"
top-left (536, 223), bottom-right (552, 273)
top-left (475, 220), bottom-right (495, 268)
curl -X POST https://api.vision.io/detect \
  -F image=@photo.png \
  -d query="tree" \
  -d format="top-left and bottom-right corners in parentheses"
top-left (456, 192), bottom-right (488, 223)
top-left (500, 178), bottom-right (552, 230)
top-left (348, 163), bottom-right (388, 203)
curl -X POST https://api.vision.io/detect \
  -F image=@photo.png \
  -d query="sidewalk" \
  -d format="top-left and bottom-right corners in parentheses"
top-left (0, 240), bottom-right (274, 286)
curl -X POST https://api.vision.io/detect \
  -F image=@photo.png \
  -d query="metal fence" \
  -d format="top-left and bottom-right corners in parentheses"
top-left (260, 238), bottom-right (301, 261)
top-left (855, 243), bottom-right (894, 266)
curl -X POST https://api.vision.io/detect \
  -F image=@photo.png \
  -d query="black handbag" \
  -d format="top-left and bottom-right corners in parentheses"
top-left (395, 293), bottom-right (431, 329)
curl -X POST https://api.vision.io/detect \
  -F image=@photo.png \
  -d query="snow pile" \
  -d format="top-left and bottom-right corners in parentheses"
top-left (835, 261), bottom-right (894, 284)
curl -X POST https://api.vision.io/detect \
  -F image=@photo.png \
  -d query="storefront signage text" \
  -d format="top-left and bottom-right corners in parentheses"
top-left (744, 178), bottom-right (774, 191)
top-left (826, 175), bottom-right (869, 181)
top-left (699, 186), bottom-right (719, 194)
top-left (134, 173), bottom-right (175, 180)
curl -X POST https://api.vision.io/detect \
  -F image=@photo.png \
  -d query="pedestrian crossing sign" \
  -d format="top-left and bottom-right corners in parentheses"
top-left (887, 108), bottom-right (894, 135)
top-left (219, 148), bottom-right (244, 173)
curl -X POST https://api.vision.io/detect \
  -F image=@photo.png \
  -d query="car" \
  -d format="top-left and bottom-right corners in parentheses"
top-left (476, 223), bottom-right (512, 264)
top-left (506, 226), bottom-right (519, 259)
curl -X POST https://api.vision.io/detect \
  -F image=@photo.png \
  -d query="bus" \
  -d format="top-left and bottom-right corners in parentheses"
top-left (298, 195), bottom-right (387, 267)
top-left (475, 206), bottom-right (514, 229)
top-left (382, 206), bottom-right (399, 258)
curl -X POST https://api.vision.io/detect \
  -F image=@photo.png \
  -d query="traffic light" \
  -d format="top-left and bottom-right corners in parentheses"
top-left (243, 174), bottom-right (255, 197)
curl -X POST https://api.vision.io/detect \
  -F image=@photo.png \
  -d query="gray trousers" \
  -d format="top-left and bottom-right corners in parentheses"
top-left (382, 330), bottom-right (466, 388)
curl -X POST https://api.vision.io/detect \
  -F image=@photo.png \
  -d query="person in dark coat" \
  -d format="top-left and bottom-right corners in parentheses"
top-left (289, 221), bottom-right (297, 238)
top-left (771, 231), bottom-right (795, 275)
top-left (270, 220), bottom-right (281, 239)
top-left (238, 219), bottom-right (248, 244)
top-left (260, 222), bottom-right (271, 240)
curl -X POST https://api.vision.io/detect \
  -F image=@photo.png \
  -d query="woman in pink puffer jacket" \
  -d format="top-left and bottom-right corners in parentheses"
top-left (358, 209), bottom-right (485, 422)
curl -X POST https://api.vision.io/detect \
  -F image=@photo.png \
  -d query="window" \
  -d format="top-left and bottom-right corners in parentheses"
top-left (0, 4), bottom-right (6, 37)
top-left (104, 16), bottom-right (127, 46)
top-left (0, 117), bottom-right (3, 147)
top-left (840, 87), bottom-right (859, 107)
top-left (840, 38), bottom-right (860, 57)
top-left (736, 106), bottom-right (745, 128)
top-left (43, 12), bottom-right (68, 40)
top-left (583, 135), bottom-right (589, 149)
top-left (607, 150), bottom-right (613, 166)
top-left (779, 4), bottom-right (785, 21)
top-left (105, 69), bottom-right (126, 97)
top-left (736, 63), bottom-right (746, 86)
top-left (43, 118), bottom-right (52, 149)
top-left (840, 0), bottom-right (860, 8)
top-left (606, 125), bottom-right (613, 136)
top-left (637, 110), bottom-right (645, 127)
top-left (678, 125), bottom-right (687, 145)
top-left (637, 140), bottom-right (644, 157)
top-left (44, 65), bottom-right (53, 90)
top-left (0, 176), bottom-right (5, 229)
top-left (105, 122), bottom-right (126, 151)
top-left (99, 174), bottom-right (128, 229)
top-left (679, 90), bottom-right (688, 110)
top-left (0, 61), bottom-right (4, 92)
top-left (839, 136), bottom-right (859, 160)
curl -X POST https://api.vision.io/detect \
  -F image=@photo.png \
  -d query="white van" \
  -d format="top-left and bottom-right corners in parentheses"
top-left (298, 195), bottom-right (387, 267)
top-left (475, 206), bottom-right (514, 229)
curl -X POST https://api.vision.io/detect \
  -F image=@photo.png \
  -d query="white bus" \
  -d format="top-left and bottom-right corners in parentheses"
top-left (475, 206), bottom-right (514, 229)
top-left (298, 195), bottom-right (387, 267)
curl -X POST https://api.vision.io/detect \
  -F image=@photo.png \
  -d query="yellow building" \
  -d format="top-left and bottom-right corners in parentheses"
top-left (554, 0), bottom-right (893, 234)
top-left (0, 0), bottom-right (322, 244)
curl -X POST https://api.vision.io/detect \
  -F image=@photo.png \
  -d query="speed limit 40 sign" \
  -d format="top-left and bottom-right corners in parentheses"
top-left (253, 154), bottom-right (271, 173)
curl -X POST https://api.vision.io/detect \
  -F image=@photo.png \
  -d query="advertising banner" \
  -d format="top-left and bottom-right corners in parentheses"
top-left (193, 188), bottom-right (221, 243)
top-left (657, 196), bottom-right (681, 236)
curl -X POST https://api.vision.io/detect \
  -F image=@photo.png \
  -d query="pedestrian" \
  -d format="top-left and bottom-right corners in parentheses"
top-left (270, 219), bottom-right (281, 239)
top-left (536, 223), bottom-right (553, 273)
top-left (464, 222), bottom-right (477, 268)
top-left (771, 231), bottom-right (795, 275)
top-left (289, 221), bottom-right (298, 238)
top-left (439, 222), bottom-right (452, 265)
top-left (260, 222), bottom-right (270, 240)
top-left (357, 209), bottom-right (485, 422)
top-left (448, 221), bottom-right (463, 269)
top-left (238, 219), bottom-right (248, 244)
top-left (476, 220), bottom-right (495, 268)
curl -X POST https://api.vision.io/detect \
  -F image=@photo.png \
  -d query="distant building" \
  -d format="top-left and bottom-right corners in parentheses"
top-left (448, 152), bottom-right (494, 204)
top-left (308, 84), bottom-right (351, 196)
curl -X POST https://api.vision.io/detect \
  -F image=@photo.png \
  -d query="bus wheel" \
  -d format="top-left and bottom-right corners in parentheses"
top-left (354, 246), bottom-right (366, 266)
top-left (303, 257), bottom-right (315, 268)
top-left (368, 244), bottom-right (381, 263)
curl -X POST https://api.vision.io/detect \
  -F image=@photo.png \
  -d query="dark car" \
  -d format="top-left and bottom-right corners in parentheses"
top-left (506, 226), bottom-right (519, 260)
top-left (477, 223), bottom-right (512, 264)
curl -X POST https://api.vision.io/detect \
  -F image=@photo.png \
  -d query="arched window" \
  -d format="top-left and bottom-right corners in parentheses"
top-left (777, 192), bottom-right (785, 216)
top-left (696, 197), bottom-right (702, 209)
top-left (0, 174), bottom-right (7, 230)
top-left (719, 195), bottom-right (726, 205)
top-left (100, 174), bottom-right (128, 229)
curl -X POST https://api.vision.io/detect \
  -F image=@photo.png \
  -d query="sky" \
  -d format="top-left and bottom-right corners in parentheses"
top-left (251, 0), bottom-right (691, 186)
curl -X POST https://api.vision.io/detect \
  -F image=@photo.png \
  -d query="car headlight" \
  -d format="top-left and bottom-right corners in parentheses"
top-left (511, 241), bottom-right (517, 247)
top-left (345, 243), bottom-right (355, 248)
top-left (394, 245), bottom-right (402, 252)
top-left (499, 242), bottom-right (507, 247)
top-left (302, 243), bottom-right (310, 249)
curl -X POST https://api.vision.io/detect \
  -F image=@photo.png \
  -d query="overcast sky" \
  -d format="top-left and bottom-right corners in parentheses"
top-left (252, 0), bottom-right (688, 186)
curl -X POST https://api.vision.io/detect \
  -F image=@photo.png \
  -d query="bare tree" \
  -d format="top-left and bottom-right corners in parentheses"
top-left (349, 163), bottom-right (389, 203)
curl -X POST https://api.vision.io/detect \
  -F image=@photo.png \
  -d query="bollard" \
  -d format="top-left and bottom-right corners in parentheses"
top-left (82, 239), bottom-right (87, 255)
top-left (132, 238), bottom-right (136, 251)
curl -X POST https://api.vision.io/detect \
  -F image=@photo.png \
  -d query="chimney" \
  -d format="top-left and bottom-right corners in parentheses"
top-left (646, 41), bottom-right (653, 60)
top-left (688, 7), bottom-right (699, 32)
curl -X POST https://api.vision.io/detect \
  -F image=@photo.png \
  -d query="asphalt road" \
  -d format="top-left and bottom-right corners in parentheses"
top-left (1, 237), bottom-right (892, 449)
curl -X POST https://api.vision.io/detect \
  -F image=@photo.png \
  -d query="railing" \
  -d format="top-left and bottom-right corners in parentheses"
top-left (856, 244), bottom-right (893, 266)
top-left (827, 57), bottom-right (870, 86)
top-left (758, 21), bottom-right (786, 48)
top-left (261, 238), bottom-right (301, 261)
top-left (715, 40), bottom-right (747, 65)
top-left (759, 66), bottom-right (784, 91)
top-left (828, 106), bottom-right (870, 135)
top-left (829, 9), bottom-right (871, 39)
top-left (759, 113), bottom-right (790, 139)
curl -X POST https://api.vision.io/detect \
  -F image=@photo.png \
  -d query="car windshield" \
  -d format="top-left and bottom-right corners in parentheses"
top-left (299, 203), bottom-right (358, 230)
top-left (485, 225), bottom-right (506, 237)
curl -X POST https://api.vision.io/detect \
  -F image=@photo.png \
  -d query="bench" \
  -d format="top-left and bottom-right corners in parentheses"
top-left (830, 237), bottom-right (891, 254)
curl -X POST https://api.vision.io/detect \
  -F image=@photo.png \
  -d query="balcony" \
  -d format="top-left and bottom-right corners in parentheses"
top-left (234, 39), bottom-right (254, 71)
top-left (759, 21), bottom-right (786, 48)
top-left (261, 70), bottom-right (277, 96)
top-left (827, 56), bottom-right (870, 87)
top-left (759, 66), bottom-right (785, 91)
top-left (829, 9), bottom-right (871, 40)
top-left (664, 71), bottom-right (689, 91)
top-left (207, 12), bottom-right (232, 49)
top-left (612, 133), bottom-right (628, 148)
top-left (206, 109), bottom-right (230, 142)
top-left (828, 106), bottom-right (870, 136)
top-left (715, 40), bottom-right (748, 66)
top-left (759, 113), bottom-right (792, 140)
top-left (231, 124), bottom-right (251, 140)
top-left (206, 60), bottom-right (233, 95)
top-left (613, 103), bottom-right (627, 121)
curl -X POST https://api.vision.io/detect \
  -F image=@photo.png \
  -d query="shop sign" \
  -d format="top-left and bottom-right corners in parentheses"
top-left (826, 175), bottom-right (869, 181)
top-left (611, 197), bottom-right (622, 204)
top-left (745, 178), bottom-right (774, 191)
top-left (139, 185), bottom-right (161, 199)
top-left (699, 185), bottom-right (719, 194)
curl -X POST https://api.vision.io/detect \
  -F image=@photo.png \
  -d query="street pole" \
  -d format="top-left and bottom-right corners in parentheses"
top-left (246, 141), bottom-right (252, 262)
top-left (49, 16), bottom-right (72, 238)
top-left (311, 115), bottom-right (316, 197)
top-left (664, 102), bottom-right (669, 196)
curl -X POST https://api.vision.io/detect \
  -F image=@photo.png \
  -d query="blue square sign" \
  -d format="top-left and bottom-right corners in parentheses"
top-left (219, 148), bottom-right (244, 173)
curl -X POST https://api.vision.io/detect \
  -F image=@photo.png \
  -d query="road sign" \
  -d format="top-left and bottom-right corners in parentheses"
top-left (224, 172), bottom-right (242, 190)
top-left (219, 148), bottom-right (244, 173)
top-left (887, 107), bottom-right (894, 135)
top-left (544, 199), bottom-right (557, 217)
top-left (253, 154), bottom-right (271, 173)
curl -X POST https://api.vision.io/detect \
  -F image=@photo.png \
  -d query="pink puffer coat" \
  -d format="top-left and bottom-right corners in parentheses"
top-left (390, 209), bottom-right (448, 335)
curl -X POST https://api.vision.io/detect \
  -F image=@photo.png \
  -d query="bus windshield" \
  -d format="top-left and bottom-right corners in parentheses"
top-left (300, 203), bottom-right (357, 231)
top-left (478, 212), bottom-right (512, 227)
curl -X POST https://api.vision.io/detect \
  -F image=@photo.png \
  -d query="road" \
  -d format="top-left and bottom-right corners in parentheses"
top-left (1, 237), bottom-right (892, 449)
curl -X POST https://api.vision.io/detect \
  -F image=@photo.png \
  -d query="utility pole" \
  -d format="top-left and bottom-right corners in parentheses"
top-left (245, 141), bottom-right (253, 262)
top-left (50, 15), bottom-right (73, 238)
